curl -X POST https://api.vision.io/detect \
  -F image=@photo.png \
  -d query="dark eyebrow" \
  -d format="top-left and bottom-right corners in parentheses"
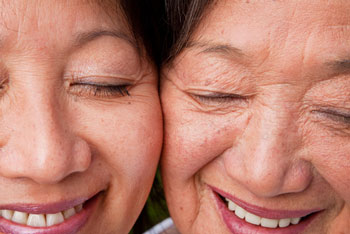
top-left (74, 29), bottom-right (138, 50)
top-left (186, 41), bottom-right (244, 58)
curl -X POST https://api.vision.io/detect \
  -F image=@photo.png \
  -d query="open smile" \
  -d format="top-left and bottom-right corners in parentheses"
top-left (0, 192), bottom-right (102, 234)
top-left (210, 186), bottom-right (323, 234)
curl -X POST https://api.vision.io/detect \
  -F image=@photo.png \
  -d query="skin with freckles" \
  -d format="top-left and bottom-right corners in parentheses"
top-left (0, 0), bottom-right (162, 233)
top-left (161, 0), bottom-right (350, 233)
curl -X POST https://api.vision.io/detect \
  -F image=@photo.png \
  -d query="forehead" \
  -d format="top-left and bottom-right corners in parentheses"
top-left (0, 0), bottom-right (119, 23)
top-left (0, 0), bottom-right (127, 47)
top-left (192, 0), bottom-right (350, 64)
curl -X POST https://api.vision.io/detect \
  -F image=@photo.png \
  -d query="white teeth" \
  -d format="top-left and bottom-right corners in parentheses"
top-left (279, 218), bottom-right (291, 228)
top-left (2, 210), bottom-right (14, 220)
top-left (27, 214), bottom-right (46, 227)
top-left (74, 204), bottom-right (83, 213)
top-left (235, 206), bottom-right (246, 219)
top-left (261, 218), bottom-right (278, 228)
top-left (291, 217), bottom-right (301, 225)
top-left (245, 212), bottom-right (261, 225)
top-left (228, 200), bottom-right (236, 211)
top-left (12, 211), bottom-right (28, 225)
top-left (63, 208), bottom-right (76, 219)
top-left (0, 202), bottom-right (84, 227)
top-left (225, 198), bottom-right (304, 229)
top-left (46, 212), bottom-right (64, 227)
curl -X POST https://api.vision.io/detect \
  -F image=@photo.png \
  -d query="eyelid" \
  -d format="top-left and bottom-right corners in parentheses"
top-left (190, 91), bottom-right (248, 103)
top-left (66, 75), bottom-right (134, 99)
top-left (67, 75), bottom-right (135, 86)
top-left (71, 80), bottom-right (131, 88)
top-left (69, 83), bottom-right (131, 98)
top-left (195, 92), bottom-right (246, 99)
top-left (313, 108), bottom-right (350, 124)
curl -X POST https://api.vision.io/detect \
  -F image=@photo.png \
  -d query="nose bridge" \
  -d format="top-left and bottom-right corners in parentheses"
top-left (229, 95), bottom-right (309, 196)
top-left (28, 90), bottom-right (72, 171)
top-left (254, 100), bottom-right (299, 157)
top-left (0, 71), bottom-right (91, 184)
top-left (247, 102), bottom-right (297, 175)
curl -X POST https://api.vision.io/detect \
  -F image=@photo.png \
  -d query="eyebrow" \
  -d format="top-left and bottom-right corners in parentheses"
top-left (186, 41), bottom-right (244, 58)
top-left (187, 41), bottom-right (350, 79)
top-left (74, 29), bottom-right (138, 50)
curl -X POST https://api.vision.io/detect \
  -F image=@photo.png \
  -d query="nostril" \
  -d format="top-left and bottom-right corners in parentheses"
top-left (0, 130), bottom-right (92, 184)
top-left (71, 139), bottom-right (92, 173)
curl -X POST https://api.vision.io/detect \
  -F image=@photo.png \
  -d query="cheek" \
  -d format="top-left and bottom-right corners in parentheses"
top-left (162, 90), bottom-right (244, 181)
top-left (307, 136), bottom-right (350, 203)
top-left (73, 96), bottom-right (162, 182)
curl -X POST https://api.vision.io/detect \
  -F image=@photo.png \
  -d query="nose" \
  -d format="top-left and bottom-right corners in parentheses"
top-left (0, 83), bottom-right (91, 184)
top-left (224, 98), bottom-right (312, 197)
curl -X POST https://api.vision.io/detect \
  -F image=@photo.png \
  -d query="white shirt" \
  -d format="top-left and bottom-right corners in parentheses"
top-left (143, 218), bottom-right (175, 234)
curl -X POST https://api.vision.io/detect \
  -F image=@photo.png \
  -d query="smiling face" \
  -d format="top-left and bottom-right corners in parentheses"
top-left (0, 1), bottom-right (162, 233)
top-left (161, 0), bottom-right (350, 233)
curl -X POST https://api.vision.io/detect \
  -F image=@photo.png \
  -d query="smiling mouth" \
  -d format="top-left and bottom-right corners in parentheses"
top-left (0, 192), bottom-right (101, 234)
top-left (221, 196), bottom-right (311, 228)
top-left (210, 186), bottom-right (322, 234)
top-left (0, 203), bottom-right (84, 227)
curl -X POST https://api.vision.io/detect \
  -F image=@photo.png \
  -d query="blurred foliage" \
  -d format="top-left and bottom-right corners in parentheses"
top-left (130, 169), bottom-right (170, 234)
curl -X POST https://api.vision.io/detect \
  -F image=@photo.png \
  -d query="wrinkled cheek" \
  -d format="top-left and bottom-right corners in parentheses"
top-left (162, 113), bottom-right (242, 183)
top-left (319, 161), bottom-right (350, 204)
top-left (308, 142), bottom-right (350, 204)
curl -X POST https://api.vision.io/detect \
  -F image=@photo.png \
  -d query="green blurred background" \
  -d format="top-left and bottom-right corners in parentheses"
top-left (130, 170), bottom-right (170, 234)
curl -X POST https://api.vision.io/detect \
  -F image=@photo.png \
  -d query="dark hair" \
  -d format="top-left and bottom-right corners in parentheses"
top-left (163, 0), bottom-right (214, 64)
top-left (120, 0), bottom-right (167, 68)
top-left (131, 170), bottom-right (170, 234)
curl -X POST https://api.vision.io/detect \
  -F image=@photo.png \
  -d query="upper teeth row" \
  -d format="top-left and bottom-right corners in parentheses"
top-left (225, 198), bottom-right (302, 228)
top-left (0, 204), bottom-right (83, 227)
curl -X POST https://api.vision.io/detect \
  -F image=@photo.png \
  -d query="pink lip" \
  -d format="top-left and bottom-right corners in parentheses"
top-left (0, 193), bottom-right (101, 234)
top-left (210, 186), bottom-right (322, 234)
top-left (0, 198), bottom-right (88, 215)
top-left (211, 186), bottom-right (321, 219)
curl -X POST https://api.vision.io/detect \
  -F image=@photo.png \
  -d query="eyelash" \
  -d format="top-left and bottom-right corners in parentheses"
top-left (193, 93), bottom-right (247, 104)
top-left (70, 83), bottom-right (130, 98)
top-left (314, 109), bottom-right (350, 125)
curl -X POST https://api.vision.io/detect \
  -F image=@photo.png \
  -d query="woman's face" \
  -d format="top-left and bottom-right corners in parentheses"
top-left (161, 0), bottom-right (350, 233)
top-left (0, 1), bottom-right (162, 233)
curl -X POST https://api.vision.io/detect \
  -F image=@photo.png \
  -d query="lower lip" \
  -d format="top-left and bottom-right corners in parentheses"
top-left (212, 190), bottom-right (317, 234)
top-left (0, 194), bottom-right (100, 234)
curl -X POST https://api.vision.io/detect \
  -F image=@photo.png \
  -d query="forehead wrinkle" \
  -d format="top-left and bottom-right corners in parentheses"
top-left (0, 0), bottom-right (120, 30)
top-left (0, 0), bottom-right (128, 49)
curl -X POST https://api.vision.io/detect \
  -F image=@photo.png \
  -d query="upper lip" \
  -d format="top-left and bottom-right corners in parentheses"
top-left (0, 193), bottom-right (96, 215)
top-left (0, 198), bottom-right (86, 215)
top-left (210, 185), bottom-right (323, 219)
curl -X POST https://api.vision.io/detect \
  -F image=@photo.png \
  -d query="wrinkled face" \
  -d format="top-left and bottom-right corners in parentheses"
top-left (161, 0), bottom-right (350, 233)
top-left (0, 1), bottom-right (162, 233)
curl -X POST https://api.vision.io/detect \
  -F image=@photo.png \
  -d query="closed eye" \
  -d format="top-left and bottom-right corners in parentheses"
top-left (192, 92), bottom-right (247, 104)
top-left (313, 109), bottom-right (350, 125)
top-left (69, 82), bottom-right (131, 98)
